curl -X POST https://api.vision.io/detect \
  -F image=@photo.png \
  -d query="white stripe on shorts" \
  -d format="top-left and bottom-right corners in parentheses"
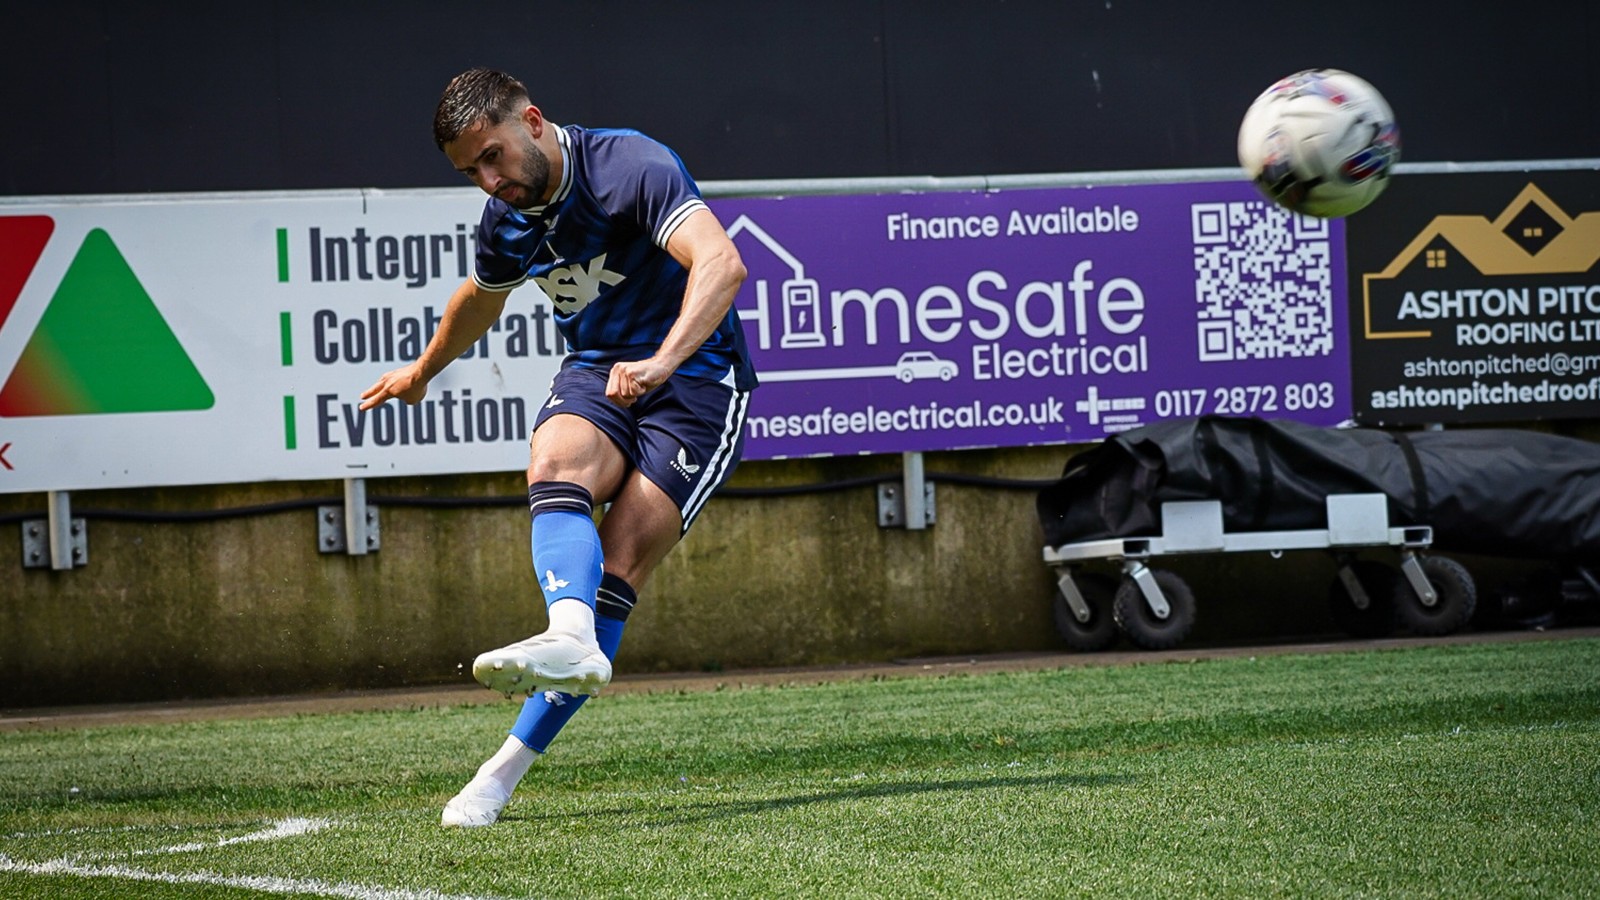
top-left (679, 384), bottom-right (750, 533)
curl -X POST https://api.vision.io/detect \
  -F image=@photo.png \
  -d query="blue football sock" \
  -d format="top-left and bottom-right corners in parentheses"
top-left (510, 609), bottom-right (627, 752)
top-left (527, 482), bottom-right (602, 613)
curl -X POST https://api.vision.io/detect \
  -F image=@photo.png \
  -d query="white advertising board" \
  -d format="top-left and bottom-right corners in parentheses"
top-left (0, 189), bottom-right (562, 493)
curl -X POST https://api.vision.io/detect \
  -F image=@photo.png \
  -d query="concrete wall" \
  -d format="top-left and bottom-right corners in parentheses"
top-left (0, 443), bottom-right (1327, 707)
top-left (6, 423), bottom-right (1593, 708)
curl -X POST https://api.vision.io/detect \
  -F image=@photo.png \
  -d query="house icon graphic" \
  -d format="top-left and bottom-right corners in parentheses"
top-left (1362, 184), bottom-right (1600, 340)
top-left (726, 215), bottom-right (826, 350)
top-left (722, 213), bottom-right (961, 386)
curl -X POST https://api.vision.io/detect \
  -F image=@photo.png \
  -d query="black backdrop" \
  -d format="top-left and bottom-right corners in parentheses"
top-left (3, 1), bottom-right (1596, 196)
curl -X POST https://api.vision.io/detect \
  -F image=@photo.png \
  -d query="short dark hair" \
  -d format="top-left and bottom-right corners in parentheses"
top-left (432, 68), bottom-right (530, 149)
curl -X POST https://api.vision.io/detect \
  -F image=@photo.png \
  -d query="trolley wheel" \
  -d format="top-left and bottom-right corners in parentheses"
top-left (1329, 559), bottom-right (1399, 638)
top-left (1395, 555), bottom-right (1477, 636)
top-left (1052, 571), bottom-right (1119, 652)
top-left (1112, 569), bottom-right (1197, 651)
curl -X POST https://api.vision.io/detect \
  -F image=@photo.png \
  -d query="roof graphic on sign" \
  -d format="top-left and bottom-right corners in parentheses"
top-left (0, 227), bottom-right (214, 417)
top-left (1361, 183), bottom-right (1600, 339)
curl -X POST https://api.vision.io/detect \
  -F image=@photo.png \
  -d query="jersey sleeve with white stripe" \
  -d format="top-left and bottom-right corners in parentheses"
top-left (586, 129), bottom-right (708, 249)
top-left (472, 125), bottom-right (755, 390)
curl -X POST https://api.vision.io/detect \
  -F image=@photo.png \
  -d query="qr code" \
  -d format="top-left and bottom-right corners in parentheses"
top-left (1191, 201), bottom-right (1332, 362)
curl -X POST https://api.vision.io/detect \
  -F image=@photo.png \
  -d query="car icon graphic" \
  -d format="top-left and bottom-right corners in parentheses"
top-left (894, 351), bottom-right (958, 383)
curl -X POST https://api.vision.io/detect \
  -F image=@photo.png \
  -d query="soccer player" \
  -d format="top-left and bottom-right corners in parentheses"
top-left (359, 68), bottom-right (756, 827)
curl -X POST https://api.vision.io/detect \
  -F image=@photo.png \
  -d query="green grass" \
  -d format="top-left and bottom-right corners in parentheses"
top-left (4, 637), bottom-right (1600, 899)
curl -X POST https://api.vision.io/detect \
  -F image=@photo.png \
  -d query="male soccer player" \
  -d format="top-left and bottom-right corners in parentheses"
top-left (359, 68), bottom-right (755, 827)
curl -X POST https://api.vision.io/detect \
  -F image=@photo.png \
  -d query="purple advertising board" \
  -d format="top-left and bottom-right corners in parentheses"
top-left (709, 180), bottom-right (1352, 460)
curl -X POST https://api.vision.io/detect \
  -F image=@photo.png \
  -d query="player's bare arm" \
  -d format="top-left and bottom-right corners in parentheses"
top-left (605, 209), bottom-right (747, 406)
top-left (360, 278), bottom-right (510, 410)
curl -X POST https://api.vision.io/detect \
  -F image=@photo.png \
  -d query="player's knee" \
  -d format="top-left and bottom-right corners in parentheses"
top-left (526, 457), bottom-right (573, 487)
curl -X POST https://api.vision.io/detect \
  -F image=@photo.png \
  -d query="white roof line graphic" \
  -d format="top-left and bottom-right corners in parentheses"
top-left (725, 214), bottom-right (806, 279)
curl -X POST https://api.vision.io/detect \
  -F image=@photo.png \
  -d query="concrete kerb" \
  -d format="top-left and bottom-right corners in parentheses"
top-left (3, 626), bottom-right (1595, 733)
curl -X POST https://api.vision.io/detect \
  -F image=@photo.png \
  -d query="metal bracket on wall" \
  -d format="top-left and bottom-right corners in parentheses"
top-left (877, 451), bottom-right (936, 529)
top-left (317, 478), bottom-right (381, 555)
top-left (21, 490), bottom-right (87, 570)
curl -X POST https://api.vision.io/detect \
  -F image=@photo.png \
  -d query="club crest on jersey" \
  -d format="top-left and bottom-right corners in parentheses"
top-left (533, 253), bottom-right (626, 314)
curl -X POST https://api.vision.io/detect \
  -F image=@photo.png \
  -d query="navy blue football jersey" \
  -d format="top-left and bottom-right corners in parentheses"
top-left (472, 125), bottom-right (756, 390)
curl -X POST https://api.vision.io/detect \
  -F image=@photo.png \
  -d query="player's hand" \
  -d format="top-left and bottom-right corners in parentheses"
top-left (606, 357), bottom-right (673, 407)
top-left (359, 363), bottom-right (430, 410)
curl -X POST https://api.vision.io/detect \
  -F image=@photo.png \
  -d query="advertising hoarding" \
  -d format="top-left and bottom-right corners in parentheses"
top-left (0, 179), bottom-right (1354, 491)
top-left (723, 181), bottom-right (1352, 459)
top-left (1346, 169), bottom-right (1600, 425)
top-left (0, 191), bottom-right (558, 493)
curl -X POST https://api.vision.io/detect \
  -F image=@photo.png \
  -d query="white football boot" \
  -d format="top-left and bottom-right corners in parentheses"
top-left (440, 777), bottom-right (510, 828)
top-left (472, 632), bottom-right (611, 698)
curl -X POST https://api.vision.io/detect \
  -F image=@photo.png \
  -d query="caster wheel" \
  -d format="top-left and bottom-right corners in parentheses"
top-left (1395, 556), bottom-right (1476, 636)
top-left (1052, 571), bottom-right (1119, 652)
top-left (1113, 569), bottom-right (1196, 650)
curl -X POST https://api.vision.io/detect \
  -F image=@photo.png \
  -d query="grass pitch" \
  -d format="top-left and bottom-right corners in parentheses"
top-left (3, 636), bottom-right (1599, 899)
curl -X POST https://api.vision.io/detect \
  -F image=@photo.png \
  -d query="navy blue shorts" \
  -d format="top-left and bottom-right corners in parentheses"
top-left (532, 365), bottom-right (752, 535)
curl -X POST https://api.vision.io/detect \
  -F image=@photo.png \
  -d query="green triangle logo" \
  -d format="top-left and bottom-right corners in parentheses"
top-left (0, 228), bottom-right (214, 416)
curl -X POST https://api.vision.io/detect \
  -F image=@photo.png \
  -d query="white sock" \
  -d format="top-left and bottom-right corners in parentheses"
top-left (546, 598), bottom-right (597, 645)
top-left (473, 735), bottom-right (540, 795)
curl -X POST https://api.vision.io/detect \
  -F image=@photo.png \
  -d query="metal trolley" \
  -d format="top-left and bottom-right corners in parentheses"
top-left (1041, 493), bottom-right (1478, 651)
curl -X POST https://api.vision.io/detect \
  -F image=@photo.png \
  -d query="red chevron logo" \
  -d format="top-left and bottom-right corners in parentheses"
top-left (0, 216), bottom-right (55, 332)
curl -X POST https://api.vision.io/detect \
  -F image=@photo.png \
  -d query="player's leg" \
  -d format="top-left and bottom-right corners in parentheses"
top-left (597, 471), bottom-right (689, 590)
top-left (491, 568), bottom-right (638, 766)
top-left (485, 464), bottom-right (690, 800)
top-left (445, 448), bottom-right (702, 821)
top-left (441, 596), bottom-right (630, 828)
top-left (445, 373), bottom-right (748, 827)
top-left (472, 369), bottom-right (634, 698)
top-left (444, 380), bottom-right (635, 827)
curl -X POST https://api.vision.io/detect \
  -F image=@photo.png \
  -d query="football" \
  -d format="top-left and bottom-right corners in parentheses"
top-left (1237, 68), bottom-right (1400, 218)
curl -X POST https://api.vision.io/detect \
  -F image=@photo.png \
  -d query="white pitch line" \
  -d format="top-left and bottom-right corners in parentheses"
top-left (9, 816), bottom-right (328, 843)
top-left (125, 816), bottom-right (332, 857)
top-left (1, 816), bottom-right (524, 900)
top-left (0, 856), bottom-right (522, 900)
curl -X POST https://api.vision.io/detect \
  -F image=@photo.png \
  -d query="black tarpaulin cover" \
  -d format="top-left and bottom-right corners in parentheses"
top-left (1036, 416), bottom-right (1600, 562)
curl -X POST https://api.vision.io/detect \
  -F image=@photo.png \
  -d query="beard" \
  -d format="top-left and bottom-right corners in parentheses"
top-left (501, 132), bottom-right (551, 208)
